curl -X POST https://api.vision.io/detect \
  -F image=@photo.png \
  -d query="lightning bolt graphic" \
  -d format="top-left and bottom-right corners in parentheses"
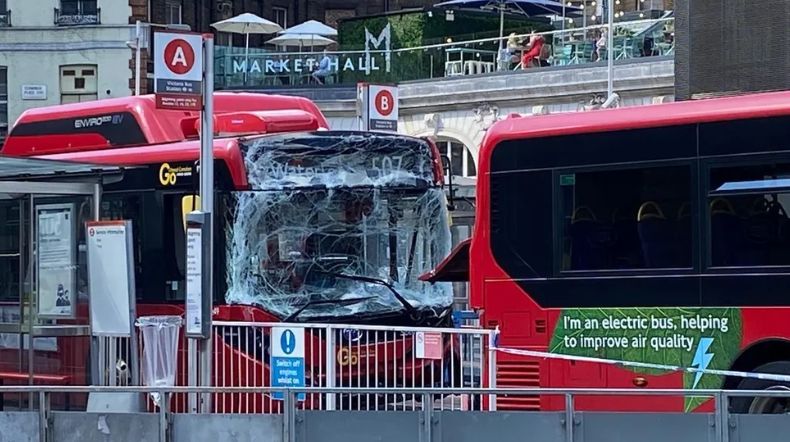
top-left (690, 337), bottom-right (715, 389)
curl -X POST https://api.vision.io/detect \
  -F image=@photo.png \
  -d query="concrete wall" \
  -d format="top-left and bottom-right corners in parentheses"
top-left (3, 410), bottom-right (790, 442)
top-left (322, 58), bottom-right (675, 161)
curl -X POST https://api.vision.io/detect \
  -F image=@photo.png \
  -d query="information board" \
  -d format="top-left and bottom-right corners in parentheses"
top-left (185, 226), bottom-right (202, 336)
top-left (86, 221), bottom-right (136, 336)
top-left (271, 326), bottom-right (305, 400)
top-left (36, 203), bottom-right (76, 318)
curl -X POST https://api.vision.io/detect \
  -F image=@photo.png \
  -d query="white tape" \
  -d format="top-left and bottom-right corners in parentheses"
top-left (493, 346), bottom-right (790, 384)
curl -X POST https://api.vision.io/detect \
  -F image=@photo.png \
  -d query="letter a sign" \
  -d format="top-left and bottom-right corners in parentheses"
top-left (154, 31), bottom-right (203, 110)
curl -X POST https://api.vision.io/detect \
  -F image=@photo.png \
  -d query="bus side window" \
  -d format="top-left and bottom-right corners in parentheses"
top-left (559, 165), bottom-right (692, 271)
top-left (708, 162), bottom-right (790, 268)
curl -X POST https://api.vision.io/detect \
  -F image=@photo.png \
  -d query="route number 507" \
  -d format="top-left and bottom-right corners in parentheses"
top-left (371, 156), bottom-right (404, 176)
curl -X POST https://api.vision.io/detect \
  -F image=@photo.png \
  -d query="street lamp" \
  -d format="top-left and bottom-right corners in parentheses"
top-left (126, 21), bottom-right (192, 96)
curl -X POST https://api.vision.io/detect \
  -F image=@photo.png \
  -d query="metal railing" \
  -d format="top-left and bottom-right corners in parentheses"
top-left (208, 321), bottom-right (496, 413)
top-left (214, 17), bottom-right (674, 89)
top-left (1, 385), bottom-right (789, 442)
top-left (53, 7), bottom-right (100, 26)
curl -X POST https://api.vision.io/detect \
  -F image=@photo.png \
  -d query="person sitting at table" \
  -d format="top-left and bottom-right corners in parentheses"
top-left (312, 50), bottom-right (332, 85)
top-left (499, 33), bottom-right (520, 70)
top-left (521, 33), bottom-right (545, 69)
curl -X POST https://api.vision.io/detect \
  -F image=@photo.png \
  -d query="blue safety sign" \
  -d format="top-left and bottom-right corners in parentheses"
top-left (271, 327), bottom-right (305, 400)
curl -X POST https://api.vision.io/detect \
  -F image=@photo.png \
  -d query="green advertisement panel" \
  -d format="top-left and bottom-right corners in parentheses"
top-left (550, 308), bottom-right (743, 411)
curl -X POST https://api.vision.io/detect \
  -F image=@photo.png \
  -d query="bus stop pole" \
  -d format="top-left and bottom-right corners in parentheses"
top-left (606, 0), bottom-right (614, 98)
top-left (198, 34), bottom-right (215, 413)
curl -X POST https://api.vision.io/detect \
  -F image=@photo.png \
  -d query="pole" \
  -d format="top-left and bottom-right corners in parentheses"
top-left (582, 1), bottom-right (587, 40)
top-left (562, 3), bottom-right (566, 34)
top-left (199, 33), bottom-right (215, 413)
top-left (499, 6), bottom-right (504, 51)
top-left (244, 32), bottom-right (249, 86)
top-left (135, 20), bottom-right (141, 95)
top-left (606, 0), bottom-right (614, 97)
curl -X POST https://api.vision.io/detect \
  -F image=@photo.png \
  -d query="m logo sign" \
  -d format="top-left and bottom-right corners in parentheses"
top-left (364, 24), bottom-right (391, 75)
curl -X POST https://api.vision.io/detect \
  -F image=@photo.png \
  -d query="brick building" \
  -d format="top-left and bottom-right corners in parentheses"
top-left (145, 0), bottom-right (436, 35)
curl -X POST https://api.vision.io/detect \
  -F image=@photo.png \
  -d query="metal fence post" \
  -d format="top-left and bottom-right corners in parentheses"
top-left (487, 330), bottom-right (497, 411)
top-left (715, 392), bottom-right (730, 442)
top-left (422, 392), bottom-right (433, 442)
top-left (564, 393), bottom-right (574, 442)
top-left (159, 390), bottom-right (168, 442)
top-left (283, 390), bottom-right (295, 442)
top-left (325, 326), bottom-right (336, 411)
top-left (38, 391), bottom-right (48, 442)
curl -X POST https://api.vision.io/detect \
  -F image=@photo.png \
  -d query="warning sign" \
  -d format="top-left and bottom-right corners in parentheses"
top-left (154, 31), bottom-right (203, 110)
top-left (415, 332), bottom-right (442, 360)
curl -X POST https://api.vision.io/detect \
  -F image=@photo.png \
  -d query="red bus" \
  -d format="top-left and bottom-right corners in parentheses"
top-left (426, 90), bottom-right (790, 414)
top-left (0, 92), bottom-right (459, 410)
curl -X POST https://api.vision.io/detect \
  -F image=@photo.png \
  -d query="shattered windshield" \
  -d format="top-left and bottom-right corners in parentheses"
top-left (224, 132), bottom-right (452, 320)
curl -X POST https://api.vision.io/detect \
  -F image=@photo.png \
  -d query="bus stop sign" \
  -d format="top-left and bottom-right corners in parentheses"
top-left (154, 31), bottom-right (203, 110)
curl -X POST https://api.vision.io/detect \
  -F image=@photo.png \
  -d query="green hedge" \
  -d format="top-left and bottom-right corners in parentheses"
top-left (337, 9), bottom-right (555, 84)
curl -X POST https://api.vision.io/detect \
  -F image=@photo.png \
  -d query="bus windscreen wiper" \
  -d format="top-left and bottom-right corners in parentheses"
top-left (284, 296), bottom-right (374, 322)
top-left (315, 270), bottom-right (420, 319)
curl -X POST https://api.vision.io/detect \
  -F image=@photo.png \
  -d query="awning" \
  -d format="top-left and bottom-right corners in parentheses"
top-left (0, 156), bottom-right (124, 181)
top-left (419, 238), bottom-right (471, 282)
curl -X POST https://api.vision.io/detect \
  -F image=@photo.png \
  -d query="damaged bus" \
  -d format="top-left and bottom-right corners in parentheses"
top-left (1, 93), bottom-right (460, 411)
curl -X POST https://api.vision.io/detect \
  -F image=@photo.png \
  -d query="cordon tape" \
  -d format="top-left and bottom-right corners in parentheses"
top-left (492, 346), bottom-right (790, 384)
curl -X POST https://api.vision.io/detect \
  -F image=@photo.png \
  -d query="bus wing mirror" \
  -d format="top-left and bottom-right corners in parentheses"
top-left (441, 155), bottom-right (456, 211)
top-left (182, 195), bottom-right (201, 231)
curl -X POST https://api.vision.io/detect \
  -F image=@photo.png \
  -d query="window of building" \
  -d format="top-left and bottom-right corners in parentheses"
top-left (0, 0), bottom-right (9, 27)
top-left (273, 7), bottom-right (287, 29)
top-left (57, 0), bottom-right (99, 25)
top-left (60, 65), bottom-right (98, 104)
top-left (708, 161), bottom-right (790, 268)
top-left (559, 165), bottom-right (692, 271)
top-left (166, 0), bottom-right (182, 25)
top-left (439, 140), bottom-right (476, 182)
top-left (60, 0), bottom-right (97, 15)
top-left (324, 9), bottom-right (355, 29)
top-left (0, 67), bottom-right (7, 144)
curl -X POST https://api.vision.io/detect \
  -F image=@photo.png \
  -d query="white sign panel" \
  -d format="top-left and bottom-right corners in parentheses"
top-left (36, 204), bottom-right (76, 318)
top-left (22, 85), bottom-right (47, 100)
top-left (87, 221), bottom-right (135, 336)
top-left (153, 31), bottom-right (203, 110)
top-left (185, 227), bottom-right (202, 336)
top-left (367, 84), bottom-right (398, 131)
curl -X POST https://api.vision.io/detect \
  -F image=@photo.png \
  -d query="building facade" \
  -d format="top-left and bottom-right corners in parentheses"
top-left (0, 0), bottom-right (139, 143)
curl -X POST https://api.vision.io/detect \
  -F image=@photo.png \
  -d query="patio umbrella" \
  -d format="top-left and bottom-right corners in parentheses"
top-left (267, 33), bottom-right (335, 52)
top-left (275, 19), bottom-right (337, 52)
top-left (211, 13), bottom-right (283, 83)
top-left (434, 0), bottom-right (582, 52)
top-left (280, 19), bottom-right (338, 37)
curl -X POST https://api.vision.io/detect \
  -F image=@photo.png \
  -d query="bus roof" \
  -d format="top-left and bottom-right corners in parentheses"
top-left (483, 90), bottom-right (790, 152)
top-left (1, 92), bottom-right (329, 156)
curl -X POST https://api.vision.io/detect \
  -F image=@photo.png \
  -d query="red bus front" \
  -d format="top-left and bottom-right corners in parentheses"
top-left (0, 96), bottom-right (461, 411)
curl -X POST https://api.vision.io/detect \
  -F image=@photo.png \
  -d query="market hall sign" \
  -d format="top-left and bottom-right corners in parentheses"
top-left (231, 24), bottom-right (392, 76)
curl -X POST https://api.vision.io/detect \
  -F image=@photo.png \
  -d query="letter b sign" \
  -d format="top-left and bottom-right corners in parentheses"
top-left (375, 90), bottom-right (394, 117)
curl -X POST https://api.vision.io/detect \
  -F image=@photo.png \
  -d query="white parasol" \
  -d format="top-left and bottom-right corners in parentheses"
top-left (211, 13), bottom-right (283, 83)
